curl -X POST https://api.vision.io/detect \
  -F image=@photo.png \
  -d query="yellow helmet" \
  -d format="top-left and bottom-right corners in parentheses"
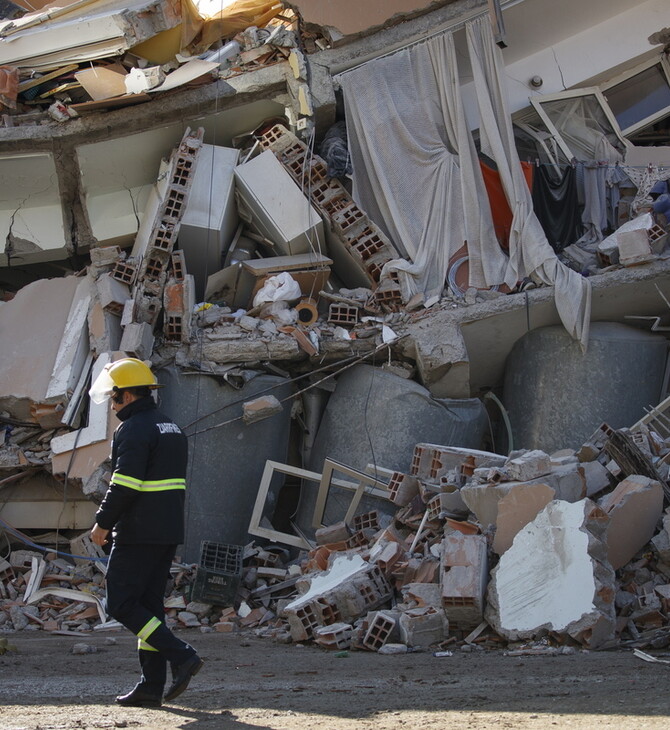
top-left (89, 357), bottom-right (159, 404)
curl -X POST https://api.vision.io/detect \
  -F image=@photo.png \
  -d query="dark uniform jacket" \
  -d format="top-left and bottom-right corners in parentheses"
top-left (95, 397), bottom-right (188, 545)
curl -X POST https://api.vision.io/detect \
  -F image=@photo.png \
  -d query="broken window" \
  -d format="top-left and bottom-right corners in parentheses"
top-left (530, 87), bottom-right (626, 161)
top-left (601, 56), bottom-right (670, 137)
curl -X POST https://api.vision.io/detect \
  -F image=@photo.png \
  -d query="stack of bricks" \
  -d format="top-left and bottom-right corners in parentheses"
top-left (256, 124), bottom-right (403, 295)
top-left (133, 127), bottom-right (204, 329)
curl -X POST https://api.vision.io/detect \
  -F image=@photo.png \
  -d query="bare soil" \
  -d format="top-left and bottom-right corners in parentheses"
top-left (1, 630), bottom-right (669, 730)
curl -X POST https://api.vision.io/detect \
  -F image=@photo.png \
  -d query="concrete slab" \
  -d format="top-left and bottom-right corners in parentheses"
top-left (598, 475), bottom-right (664, 570)
top-left (0, 276), bottom-right (80, 422)
top-left (492, 482), bottom-right (556, 555)
top-left (485, 499), bottom-right (616, 648)
top-left (462, 461), bottom-right (585, 528)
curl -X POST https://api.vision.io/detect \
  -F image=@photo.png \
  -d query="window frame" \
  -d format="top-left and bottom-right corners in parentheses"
top-left (529, 86), bottom-right (627, 161)
top-left (600, 55), bottom-right (670, 137)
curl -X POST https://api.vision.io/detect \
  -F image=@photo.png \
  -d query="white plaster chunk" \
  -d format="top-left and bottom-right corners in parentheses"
top-left (284, 554), bottom-right (368, 612)
top-left (485, 499), bottom-right (615, 648)
top-left (598, 475), bottom-right (663, 570)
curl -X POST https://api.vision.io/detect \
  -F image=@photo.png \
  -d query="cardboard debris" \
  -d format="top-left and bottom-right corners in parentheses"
top-left (74, 64), bottom-right (128, 101)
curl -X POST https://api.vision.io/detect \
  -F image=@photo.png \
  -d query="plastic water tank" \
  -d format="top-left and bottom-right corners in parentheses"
top-left (157, 366), bottom-right (293, 562)
top-left (503, 322), bottom-right (667, 453)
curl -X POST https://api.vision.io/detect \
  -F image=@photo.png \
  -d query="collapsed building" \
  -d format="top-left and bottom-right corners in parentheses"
top-left (2, 0), bottom-right (670, 654)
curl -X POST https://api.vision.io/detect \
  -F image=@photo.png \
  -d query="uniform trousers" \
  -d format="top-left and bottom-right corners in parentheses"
top-left (105, 542), bottom-right (195, 695)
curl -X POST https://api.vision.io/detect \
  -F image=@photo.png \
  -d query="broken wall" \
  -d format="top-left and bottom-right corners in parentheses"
top-left (0, 152), bottom-right (69, 266)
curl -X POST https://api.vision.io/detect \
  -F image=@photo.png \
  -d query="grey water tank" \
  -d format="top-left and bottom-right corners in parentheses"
top-left (503, 322), bottom-right (668, 454)
top-left (297, 364), bottom-right (488, 532)
top-left (157, 366), bottom-right (293, 562)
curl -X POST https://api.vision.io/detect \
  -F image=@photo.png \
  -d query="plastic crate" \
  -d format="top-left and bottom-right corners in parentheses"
top-left (191, 541), bottom-right (243, 605)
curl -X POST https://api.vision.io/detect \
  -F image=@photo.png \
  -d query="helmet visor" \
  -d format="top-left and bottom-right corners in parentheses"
top-left (89, 366), bottom-right (117, 404)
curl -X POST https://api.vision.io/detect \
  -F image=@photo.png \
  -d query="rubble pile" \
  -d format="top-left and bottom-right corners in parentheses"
top-left (0, 419), bottom-right (61, 469)
top-left (7, 423), bottom-right (670, 658)
top-left (0, 2), bottom-right (319, 126)
top-left (217, 424), bottom-right (670, 653)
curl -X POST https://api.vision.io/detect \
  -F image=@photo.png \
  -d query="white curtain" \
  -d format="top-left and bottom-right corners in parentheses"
top-left (466, 17), bottom-right (590, 347)
top-left (340, 31), bottom-right (508, 306)
top-left (340, 16), bottom-right (592, 348)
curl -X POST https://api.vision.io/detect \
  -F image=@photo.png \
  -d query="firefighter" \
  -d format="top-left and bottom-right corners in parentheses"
top-left (89, 357), bottom-right (203, 707)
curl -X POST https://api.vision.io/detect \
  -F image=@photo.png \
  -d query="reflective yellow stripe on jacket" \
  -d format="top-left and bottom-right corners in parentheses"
top-left (111, 474), bottom-right (186, 492)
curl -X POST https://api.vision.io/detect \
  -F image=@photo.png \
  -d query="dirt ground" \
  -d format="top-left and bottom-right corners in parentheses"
top-left (1, 629), bottom-right (670, 730)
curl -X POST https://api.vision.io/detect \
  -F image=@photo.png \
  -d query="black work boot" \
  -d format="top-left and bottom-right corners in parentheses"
top-left (164, 654), bottom-right (204, 702)
top-left (115, 685), bottom-right (162, 707)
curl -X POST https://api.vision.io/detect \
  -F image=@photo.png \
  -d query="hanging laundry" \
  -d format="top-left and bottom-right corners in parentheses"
top-left (479, 159), bottom-right (533, 251)
top-left (575, 162), bottom-right (608, 246)
top-left (531, 164), bottom-right (582, 253)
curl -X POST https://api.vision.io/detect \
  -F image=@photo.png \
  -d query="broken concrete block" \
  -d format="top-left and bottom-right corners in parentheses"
top-left (550, 449), bottom-right (578, 467)
top-left (163, 274), bottom-right (195, 343)
top-left (242, 394), bottom-right (283, 425)
top-left (440, 533), bottom-right (488, 630)
top-left (96, 272), bottom-right (130, 316)
top-left (598, 475), bottom-right (663, 570)
top-left (90, 246), bottom-right (123, 268)
top-left (370, 541), bottom-right (404, 575)
top-left (283, 554), bottom-right (390, 640)
top-left (387, 471), bottom-right (420, 507)
top-left (412, 444), bottom-right (506, 483)
top-left (177, 611), bottom-right (201, 627)
top-left (462, 462), bottom-right (585, 529)
top-left (9, 605), bottom-right (29, 631)
top-left (505, 449), bottom-right (551, 482)
top-left (398, 606), bottom-right (448, 648)
top-left (485, 499), bottom-right (616, 648)
top-left (652, 509), bottom-right (670, 565)
top-left (362, 610), bottom-right (399, 651)
top-left (582, 460), bottom-right (611, 497)
top-left (492, 482), bottom-right (556, 555)
top-left (313, 622), bottom-right (353, 650)
top-left (618, 228), bottom-right (654, 266)
top-left (315, 522), bottom-right (350, 546)
top-left (401, 582), bottom-right (442, 609)
top-left (238, 315), bottom-right (259, 332)
top-left (119, 321), bottom-right (154, 360)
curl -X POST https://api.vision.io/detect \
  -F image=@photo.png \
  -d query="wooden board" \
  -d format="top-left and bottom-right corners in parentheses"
top-left (18, 64), bottom-right (78, 94)
top-left (74, 64), bottom-right (127, 101)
